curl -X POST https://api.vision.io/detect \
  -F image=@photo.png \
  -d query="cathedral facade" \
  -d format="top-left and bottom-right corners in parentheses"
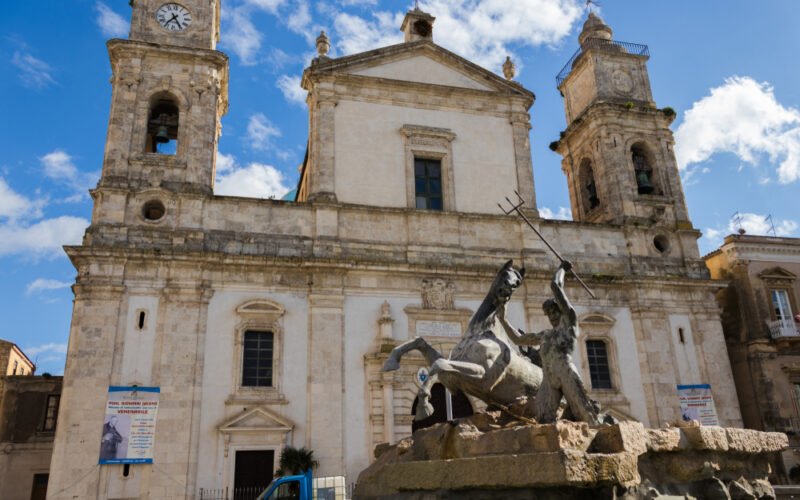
top-left (48, 2), bottom-right (741, 498)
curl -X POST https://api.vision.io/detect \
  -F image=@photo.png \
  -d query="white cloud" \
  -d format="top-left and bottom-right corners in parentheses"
top-left (244, 0), bottom-right (286, 13)
top-left (216, 152), bottom-right (236, 173)
top-left (215, 160), bottom-right (292, 199)
top-left (331, 0), bottom-right (583, 71)
top-left (276, 74), bottom-right (307, 106)
top-left (246, 113), bottom-right (282, 151)
top-left (539, 206), bottom-right (572, 220)
top-left (24, 342), bottom-right (68, 357)
top-left (333, 11), bottom-right (404, 56)
top-left (0, 216), bottom-right (89, 259)
top-left (26, 279), bottom-right (72, 296)
top-left (288, 1), bottom-right (313, 36)
top-left (337, 0), bottom-right (377, 5)
top-left (0, 177), bottom-right (44, 221)
top-left (40, 150), bottom-right (99, 201)
top-left (702, 213), bottom-right (799, 251)
top-left (675, 76), bottom-right (800, 184)
top-left (11, 51), bottom-right (56, 88)
top-left (222, 7), bottom-right (264, 64)
top-left (95, 2), bottom-right (129, 38)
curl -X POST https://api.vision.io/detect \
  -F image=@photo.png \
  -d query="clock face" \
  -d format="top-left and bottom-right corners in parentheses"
top-left (156, 4), bottom-right (192, 31)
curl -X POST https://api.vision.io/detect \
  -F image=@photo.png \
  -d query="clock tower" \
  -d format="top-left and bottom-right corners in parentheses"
top-left (97, 0), bottom-right (228, 201)
top-left (554, 14), bottom-right (690, 229)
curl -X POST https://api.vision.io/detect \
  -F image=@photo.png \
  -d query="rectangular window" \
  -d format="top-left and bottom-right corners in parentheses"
top-left (242, 331), bottom-right (274, 387)
top-left (42, 395), bottom-right (60, 432)
top-left (586, 340), bottom-right (612, 389)
top-left (771, 289), bottom-right (794, 323)
top-left (13, 360), bottom-right (18, 375)
top-left (414, 158), bottom-right (443, 210)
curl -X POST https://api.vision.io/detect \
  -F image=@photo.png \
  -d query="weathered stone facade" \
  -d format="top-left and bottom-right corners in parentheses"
top-left (48, 5), bottom-right (742, 499)
top-left (0, 375), bottom-right (62, 500)
top-left (704, 234), bottom-right (800, 473)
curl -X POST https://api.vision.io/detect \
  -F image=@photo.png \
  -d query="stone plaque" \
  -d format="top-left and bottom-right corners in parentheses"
top-left (416, 320), bottom-right (462, 338)
top-left (611, 69), bottom-right (634, 94)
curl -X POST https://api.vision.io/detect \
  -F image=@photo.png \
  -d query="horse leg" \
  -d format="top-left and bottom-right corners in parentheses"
top-left (415, 358), bottom-right (486, 421)
top-left (382, 336), bottom-right (443, 372)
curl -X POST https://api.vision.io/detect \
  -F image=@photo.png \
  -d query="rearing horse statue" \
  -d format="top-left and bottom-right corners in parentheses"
top-left (382, 260), bottom-right (543, 420)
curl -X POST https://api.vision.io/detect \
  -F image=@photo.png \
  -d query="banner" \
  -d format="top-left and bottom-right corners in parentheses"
top-left (677, 384), bottom-right (719, 426)
top-left (99, 386), bottom-right (160, 464)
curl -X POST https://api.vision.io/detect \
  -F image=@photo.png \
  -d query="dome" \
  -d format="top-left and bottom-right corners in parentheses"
top-left (579, 13), bottom-right (613, 46)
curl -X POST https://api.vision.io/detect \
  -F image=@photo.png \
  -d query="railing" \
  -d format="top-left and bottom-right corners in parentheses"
top-left (556, 38), bottom-right (650, 86)
top-left (769, 320), bottom-right (800, 339)
top-left (199, 486), bottom-right (269, 500)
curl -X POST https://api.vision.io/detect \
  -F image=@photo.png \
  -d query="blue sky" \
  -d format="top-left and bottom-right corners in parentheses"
top-left (1, 0), bottom-right (799, 374)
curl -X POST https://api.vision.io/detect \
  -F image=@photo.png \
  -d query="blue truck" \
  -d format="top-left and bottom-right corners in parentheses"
top-left (255, 470), bottom-right (347, 500)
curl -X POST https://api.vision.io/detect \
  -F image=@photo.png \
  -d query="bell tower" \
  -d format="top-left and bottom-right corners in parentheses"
top-left (98, 0), bottom-right (228, 199)
top-left (553, 14), bottom-right (690, 228)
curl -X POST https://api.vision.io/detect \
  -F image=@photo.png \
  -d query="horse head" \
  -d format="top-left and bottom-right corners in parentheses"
top-left (492, 260), bottom-right (525, 306)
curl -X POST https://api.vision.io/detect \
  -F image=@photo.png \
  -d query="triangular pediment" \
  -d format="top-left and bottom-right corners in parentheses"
top-left (219, 407), bottom-right (293, 433)
top-left (351, 54), bottom-right (493, 91)
top-left (304, 41), bottom-right (533, 98)
top-left (759, 267), bottom-right (796, 281)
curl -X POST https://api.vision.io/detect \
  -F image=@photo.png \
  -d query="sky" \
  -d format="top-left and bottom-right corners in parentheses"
top-left (1, 0), bottom-right (799, 375)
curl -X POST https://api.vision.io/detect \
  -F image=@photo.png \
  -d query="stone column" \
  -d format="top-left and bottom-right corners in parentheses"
top-left (308, 85), bottom-right (338, 202)
top-left (382, 378), bottom-right (395, 445)
top-left (307, 292), bottom-right (346, 475)
top-left (510, 104), bottom-right (538, 217)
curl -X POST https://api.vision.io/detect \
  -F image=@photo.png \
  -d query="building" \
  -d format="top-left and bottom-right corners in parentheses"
top-left (0, 374), bottom-right (63, 500)
top-left (0, 339), bottom-right (35, 376)
top-left (704, 234), bottom-right (800, 471)
top-left (48, 3), bottom-right (742, 498)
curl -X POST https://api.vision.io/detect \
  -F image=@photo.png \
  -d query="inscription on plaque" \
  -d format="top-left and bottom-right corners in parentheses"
top-left (416, 320), bottom-right (462, 338)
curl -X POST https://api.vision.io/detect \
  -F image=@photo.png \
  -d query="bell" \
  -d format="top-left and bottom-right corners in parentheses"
top-left (153, 125), bottom-right (170, 144)
top-left (636, 171), bottom-right (654, 194)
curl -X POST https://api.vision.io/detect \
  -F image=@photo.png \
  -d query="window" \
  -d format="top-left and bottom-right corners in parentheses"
top-left (42, 394), bottom-right (60, 431)
top-left (414, 158), bottom-right (443, 210)
top-left (242, 331), bottom-right (274, 387)
top-left (13, 360), bottom-right (18, 375)
top-left (586, 340), bottom-right (612, 389)
top-left (579, 159), bottom-right (599, 213)
top-left (146, 94), bottom-right (179, 155)
top-left (772, 289), bottom-right (794, 323)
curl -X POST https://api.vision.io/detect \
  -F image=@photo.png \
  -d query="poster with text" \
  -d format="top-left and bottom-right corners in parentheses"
top-left (99, 386), bottom-right (160, 464)
top-left (677, 384), bottom-right (719, 426)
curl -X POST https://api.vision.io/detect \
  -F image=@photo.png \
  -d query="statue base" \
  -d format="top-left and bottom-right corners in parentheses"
top-left (354, 408), bottom-right (787, 499)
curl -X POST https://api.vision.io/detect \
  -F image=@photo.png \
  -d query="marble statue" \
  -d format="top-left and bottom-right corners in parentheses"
top-left (382, 260), bottom-right (543, 420)
top-left (498, 260), bottom-right (606, 424)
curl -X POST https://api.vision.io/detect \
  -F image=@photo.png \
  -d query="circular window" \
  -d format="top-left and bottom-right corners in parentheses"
top-left (653, 234), bottom-right (670, 254)
top-left (142, 200), bottom-right (166, 221)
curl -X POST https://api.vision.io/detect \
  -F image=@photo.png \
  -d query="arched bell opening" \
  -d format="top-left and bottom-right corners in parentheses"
top-left (579, 158), bottom-right (600, 213)
top-left (630, 143), bottom-right (660, 195)
top-left (410, 383), bottom-right (474, 433)
top-left (146, 92), bottom-right (180, 155)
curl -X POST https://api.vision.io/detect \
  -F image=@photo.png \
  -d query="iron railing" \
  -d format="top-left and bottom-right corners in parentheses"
top-left (769, 320), bottom-right (800, 339)
top-left (556, 38), bottom-right (650, 86)
top-left (198, 486), bottom-right (268, 500)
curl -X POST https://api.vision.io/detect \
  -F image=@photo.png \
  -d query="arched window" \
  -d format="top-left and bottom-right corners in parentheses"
top-left (631, 143), bottom-right (657, 195)
top-left (586, 339), bottom-right (612, 389)
top-left (579, 159), bottom-right (599, 212)
top-left (146, 93), bottom-right (180, 155)
top-left (411, 383), bottom-right (473, 433)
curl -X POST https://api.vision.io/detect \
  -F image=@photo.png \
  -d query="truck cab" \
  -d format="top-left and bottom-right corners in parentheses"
top-left (256, 470), bottom-right (346, 500)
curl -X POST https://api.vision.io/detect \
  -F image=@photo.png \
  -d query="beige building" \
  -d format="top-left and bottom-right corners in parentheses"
top-left (0, 339), bottom-right (36, 376)
top-left (704, 234), bottom-right (800, 472)
top-left (48, 4), bottom-right (742, 498)
top-left (0, 374), bottom-right (63, 500)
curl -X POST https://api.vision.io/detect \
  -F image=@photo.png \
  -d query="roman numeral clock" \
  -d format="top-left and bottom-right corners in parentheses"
top-left (156, 3), bottom-right (192, 31)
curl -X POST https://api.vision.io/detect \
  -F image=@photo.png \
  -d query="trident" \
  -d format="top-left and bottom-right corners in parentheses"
top-left (499, 191), bottom-right (596, 299)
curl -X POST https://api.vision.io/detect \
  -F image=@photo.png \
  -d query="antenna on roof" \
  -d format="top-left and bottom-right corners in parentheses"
top-left (765, 214), bottom-right (777, 237)
top-left (732, 211), bottom-right (745, 234)
top-left (585, 0), bottom-right (601, 13)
